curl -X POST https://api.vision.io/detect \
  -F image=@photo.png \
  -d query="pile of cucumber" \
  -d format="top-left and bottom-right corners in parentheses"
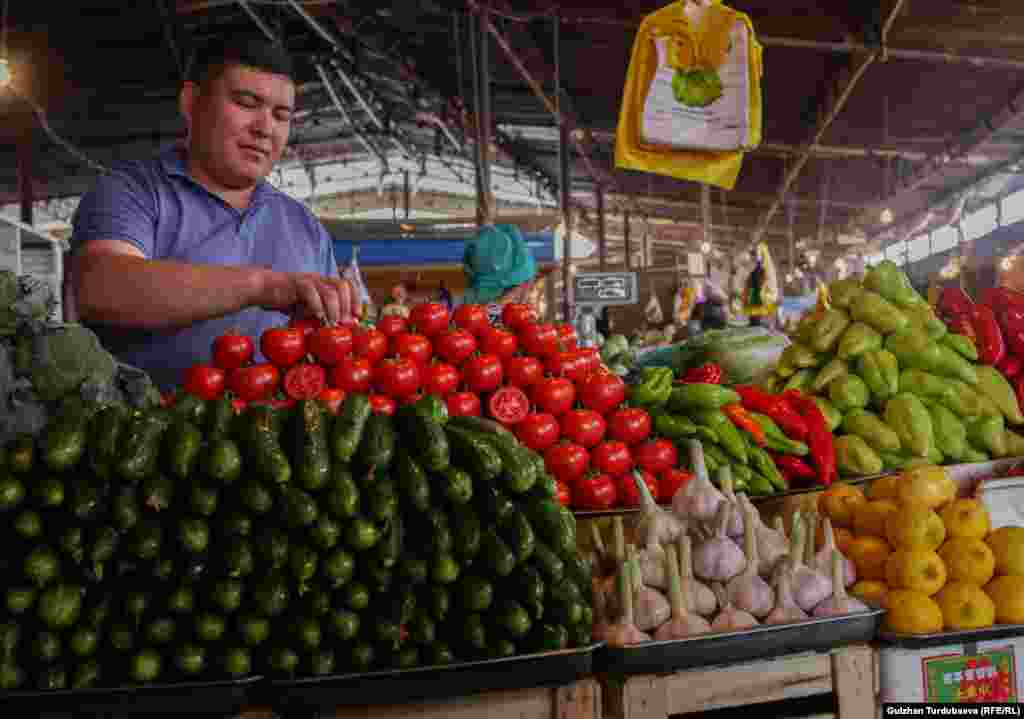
top-left (0, 392), bottom-right (592, 691)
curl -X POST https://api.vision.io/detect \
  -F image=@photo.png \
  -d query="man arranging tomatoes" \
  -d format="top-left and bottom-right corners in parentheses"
top-left (68, 34), bottom-right (358, 391)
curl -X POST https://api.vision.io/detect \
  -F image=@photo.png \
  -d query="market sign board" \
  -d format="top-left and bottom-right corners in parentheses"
top-left (573, 272), bottom-right (640, 307)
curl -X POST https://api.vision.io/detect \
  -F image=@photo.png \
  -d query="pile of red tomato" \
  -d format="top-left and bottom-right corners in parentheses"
top-left (178, 301), bottom-right (692, 512)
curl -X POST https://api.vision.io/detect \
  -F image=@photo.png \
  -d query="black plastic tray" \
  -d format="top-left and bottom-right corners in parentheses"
top-left (572, 477), bottom-right (878, 518)
top-left (269, 644), bottom-right (600, 715)
top-left (596, 609), bottom-right (883, 675)
top-left (0, 675), bottom-right (262, 718)
top-left (878, 624), bottom-right (1024, 649)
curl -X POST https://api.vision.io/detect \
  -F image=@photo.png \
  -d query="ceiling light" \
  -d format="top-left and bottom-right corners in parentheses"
top-left (880, 208), bottom-right (894, 225)
top-left (700, 241), bottom-right (711, 254)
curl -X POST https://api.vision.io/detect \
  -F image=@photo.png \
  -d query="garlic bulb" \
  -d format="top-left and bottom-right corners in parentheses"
top-left (739, 494), bottom-right (788, 577)
top-left (635, 470), bottom-right (684, 548)
top-left (725, 501), bottom-right (775, 618)
top-left (628, 545), bottom-right (671, 632)
top-left (813, 550), bottom-right (870, 618)
top-left (710, 583), bottom-right (759, 634)
top-left (790, 511), bottom-right (833, 612)
top-left (654, 543), bottom-right (712, 639)
top-left (678, 534), bottom-right (717, 617)
top-left (693, 501), bottom-right (746, 583)
top-left (764, 559), bottom-right (808, 625)
top-left (718, 469), bottom-right (746, 539)
top-left (812, 517), bottom-right (856, 587)
top-left (672, 439), bottom-right (725, 522)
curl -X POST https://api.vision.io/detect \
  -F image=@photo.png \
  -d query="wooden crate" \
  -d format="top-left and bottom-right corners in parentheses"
top-left (239, 677), bottom-right (601, 719)
top-left (602, 643), bottom-right (875, 719)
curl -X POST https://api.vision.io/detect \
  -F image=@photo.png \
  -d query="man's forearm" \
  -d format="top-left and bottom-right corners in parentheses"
top-left (74, 254), bottom-right (274, 330)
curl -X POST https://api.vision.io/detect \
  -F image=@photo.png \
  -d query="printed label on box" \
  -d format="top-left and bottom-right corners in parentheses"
top-left (922, 646), bottom-right (1017, 703)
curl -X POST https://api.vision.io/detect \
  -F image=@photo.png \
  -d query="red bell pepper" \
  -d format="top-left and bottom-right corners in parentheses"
top-left (781, 390), bottom-right (837, 487)
top-left (973, 304), bottom-right (1006, 365)
top-left (938, 287), bottom-right (974, 320)
top-left (979, 287), bottom-right (1024, 312)
top-left (734, 385), bottom-right (808, 442)
top-left (996, 354), bottom-right (1024, 380)
top-left (680, 363), bottom-right (724, 384)
top-left (1016, 376), bottom-right (1024, 422)
top-left (999, 305), bottom-right (1024, 358)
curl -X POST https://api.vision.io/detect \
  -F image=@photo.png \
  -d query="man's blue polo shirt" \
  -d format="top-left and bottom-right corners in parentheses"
top-left (70, 146), bottom-right (340, 392)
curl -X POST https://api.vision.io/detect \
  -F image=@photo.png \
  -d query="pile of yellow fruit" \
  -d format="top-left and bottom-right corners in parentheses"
top-left (816, 466), bottom-right (1024, 634)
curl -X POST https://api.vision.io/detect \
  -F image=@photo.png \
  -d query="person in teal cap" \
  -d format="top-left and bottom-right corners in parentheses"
top-left (461, 224), bottom-right (545, 315)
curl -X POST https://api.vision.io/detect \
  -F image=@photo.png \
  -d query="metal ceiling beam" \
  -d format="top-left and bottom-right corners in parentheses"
top-left (749, 0), bottom-right (910, 249)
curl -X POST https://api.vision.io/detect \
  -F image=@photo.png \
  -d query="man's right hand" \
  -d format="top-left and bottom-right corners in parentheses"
top-left (259, 270), bottom-right (360, 326)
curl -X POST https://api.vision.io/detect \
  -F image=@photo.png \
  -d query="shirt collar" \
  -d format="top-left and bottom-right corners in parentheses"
top-left (160, 144), bottom-right (274, 208)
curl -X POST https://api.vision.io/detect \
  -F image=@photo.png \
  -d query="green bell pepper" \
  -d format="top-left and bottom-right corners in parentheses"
top-left (668, 384), bottom-right (740, 412)
top-left (835, 435), bottom-right (884, 476)
top-left (941, 333), bottom-right (978, 362)
top-left (857, 350), bottom-right (900, 403)
top-left (884, 393), bottom-right (934, 458)
top-left (632, 367), bottom-right (674, 406)
top-left (838, 323), bottom-right (883, 361)
top-left (811, 358), bottom-right (848, 394)
top-left (808, 309), bottom-right (851, 354)
top-left (850, 291), bottom-right (910, 335)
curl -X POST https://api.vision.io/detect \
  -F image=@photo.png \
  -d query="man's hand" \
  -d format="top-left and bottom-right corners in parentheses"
top-left (260, 271), bottom-right (361, 326)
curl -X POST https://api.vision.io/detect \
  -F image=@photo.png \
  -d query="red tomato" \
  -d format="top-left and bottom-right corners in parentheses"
top-left (423, 362), bottom-right (460, 397)
top-left (462, 354), bottom-right (503, 394)
top-left (376, 314), bottom-right (408, 338)
top-left (309, 326), bottom-right (354, 366)
top-left (375, 358), bottom-right (421, 399)
top-left (452, 304), bottom-right (490, 336)
top-left (479, 327), bottom-right (518, 358)
top-left (161, 390), bottom-right (177, 408)
top-left (283, 362), bottom-right (328, 400)
top-left (559, 409), bottom-right (606, 448)
top-left (515, 413), bottom-right (561, 452)
top-left (575, 473), bottom-right (617, 511)
top-left (659, 468), bottom-right (693, 501)
top-left (446, 391), bottom-right (482, 417)
top-left (504, 355), bottom-right (544, 389)
top-left (608, 407), bottom-right (653, 445)
top-left (580, 372), bottom-right (627, 415)
top-left (556, 480), bottom-right (572, 507)
top-left (502, 303), bottom-right (536, 331)
top-left (330, 356), bottom-right (374, 393)
top-left (634, 439), bottom-right (678, 475)
top-left (288, 316), bottom-right (322, 338)
top-left (317, 387), bottom-right (346, 415)
top-left (212, 331), bottom-right (254, 371)
top-left (369, 394), bottom-right (397, 416)
top-left (518, 322), bottom-right (560, 358)
top-left (409, 303), bottom-right (450, 337)
top-left (353, 328), bottom-right (389, 365)
top-left (183, 364), bottom-right (226, 401)
top-left (228, 363), bottom-right (280, 402)
top-left (591, 440), bottom-right (633, 477)
top-left (488, 386), bottom-right (531, 425)
top-left (231, 398), bottom-right (248, 414)
top-left (392, 333), bottom-right (433, 367)
top-left (616, 470), bottom-right (659, 508)
top-left (531, 377), bottom-right (576, 417)
top-left (433, 329), bottom-right (477, 365)
top-left (261, 327), bottom-right (307, 368)
top-left (556, 324), bottom-right (578, 351)
top-left (544, 442), bottom-right (590, 486)
top-left (546, 351), bottom-right (592, 383)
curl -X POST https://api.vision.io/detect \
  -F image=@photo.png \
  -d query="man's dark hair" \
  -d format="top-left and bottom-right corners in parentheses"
top-left (185, 32), bottom-right (295, 86)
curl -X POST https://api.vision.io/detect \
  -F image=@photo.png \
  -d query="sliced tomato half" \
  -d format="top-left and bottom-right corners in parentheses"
top-left (488, 386), bottom-right (530, 426)
top-left (283, 362), bottom-right (328, 400)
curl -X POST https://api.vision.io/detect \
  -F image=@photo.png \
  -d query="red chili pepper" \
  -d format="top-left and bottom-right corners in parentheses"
top-left (973, 304), bottom-right (1007, 365)
top-left (770, 453), bottom-right (817, 481)
top-left (734, 385), bottom-right (809, 442)
top-left (937, 287), bottom-right (974, 320)
top-left (947, 314), bottom-right (977, 342)
top-left (681, 363), bottom-right (724, 384)
top-left (780, 391), bottom-right (836, 487)
top-left (722, 403), bottom-right (766, 447)
top-left (996, 354), bottom-right (1024, 380)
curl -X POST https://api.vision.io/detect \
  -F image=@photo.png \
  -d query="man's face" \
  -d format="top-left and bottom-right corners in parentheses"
top-left (184, 63), bottom-right (295, 189)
